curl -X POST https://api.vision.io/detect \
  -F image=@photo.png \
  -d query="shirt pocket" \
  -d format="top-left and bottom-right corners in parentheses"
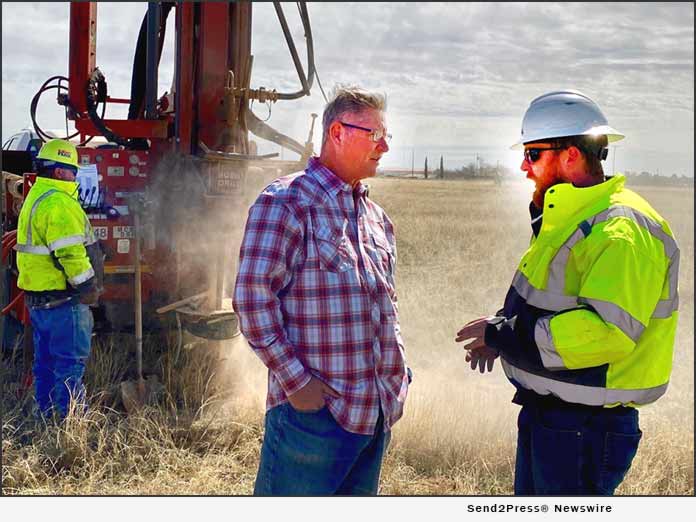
top-left (313, 225), bottom-right (352, 273)
top-left (371, 232), bottom-right (395, 277)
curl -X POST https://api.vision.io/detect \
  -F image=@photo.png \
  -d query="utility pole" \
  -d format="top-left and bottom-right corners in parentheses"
top-left (411, 147), bottom-right (415, 178)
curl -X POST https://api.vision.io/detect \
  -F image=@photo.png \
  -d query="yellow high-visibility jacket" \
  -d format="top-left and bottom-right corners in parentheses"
top-left (485, 175), bottom-right (679, 407)
top-left (15, 177), bottom-right (96, 293)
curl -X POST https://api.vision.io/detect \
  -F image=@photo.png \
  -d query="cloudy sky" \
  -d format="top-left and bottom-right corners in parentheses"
top-left (2, 2), bottom-right (694, 176)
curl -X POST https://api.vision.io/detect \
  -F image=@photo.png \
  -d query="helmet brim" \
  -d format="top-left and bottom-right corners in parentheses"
top-left (35, 158), bottom-right (79, 174)
top-left (510, 125), bottom-right (625, 150)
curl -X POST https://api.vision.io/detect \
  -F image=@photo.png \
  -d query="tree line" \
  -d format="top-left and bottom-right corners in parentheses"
top-left (395, 157), bottom-right (693, 187)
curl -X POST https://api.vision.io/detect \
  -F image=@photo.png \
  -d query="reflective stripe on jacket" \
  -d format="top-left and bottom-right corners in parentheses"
top-left (16, 177), bottom-right (96, 292)
top-left (486, 175), bottom-right (679, 408)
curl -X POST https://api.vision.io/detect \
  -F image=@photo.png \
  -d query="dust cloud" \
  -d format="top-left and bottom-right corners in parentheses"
top-left (148, 150), bottom-right (303, 418)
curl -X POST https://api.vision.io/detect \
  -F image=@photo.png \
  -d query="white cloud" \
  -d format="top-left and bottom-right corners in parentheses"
top-left (2, 2), bottom-right (693, 176)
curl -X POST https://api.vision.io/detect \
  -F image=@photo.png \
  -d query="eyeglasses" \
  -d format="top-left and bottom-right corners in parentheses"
top-left (524, 146), bottom-right (566, 164)
top-left (339, 121), bottom-right (392, 143)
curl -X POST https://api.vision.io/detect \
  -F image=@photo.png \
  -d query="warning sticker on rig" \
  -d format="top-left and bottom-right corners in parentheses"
top-left (113, 226), bottom-right (134, 239)
top-left (117, 239), bottom-right (130, 254)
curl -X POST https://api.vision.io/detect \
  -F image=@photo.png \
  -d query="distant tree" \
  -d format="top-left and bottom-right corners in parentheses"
top-left (464, 162), bottom-right (477, 177)
top-left (439, 156), bottom-right (444, 179)
top-left (493, 161), bottom-right (502, 186)
top-left (424, 157), bottom-right (429, 179)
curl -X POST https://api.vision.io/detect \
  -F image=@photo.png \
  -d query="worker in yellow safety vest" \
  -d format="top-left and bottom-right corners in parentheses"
top-left (455, 90), bottom-right (679, 495)
top-left (15, 138), bottom-right (103, 419)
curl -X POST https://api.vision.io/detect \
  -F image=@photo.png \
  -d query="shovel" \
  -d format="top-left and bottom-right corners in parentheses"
top-left (119, 198), bottom-right (162, 413)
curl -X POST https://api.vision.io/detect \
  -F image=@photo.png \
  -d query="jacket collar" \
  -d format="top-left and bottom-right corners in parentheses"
top-left (529, 201), bottom-right (543, 237)
top-left (539, 174), bottom-right (625, 237)
top-left (33, 176), bottom-right (80, 200)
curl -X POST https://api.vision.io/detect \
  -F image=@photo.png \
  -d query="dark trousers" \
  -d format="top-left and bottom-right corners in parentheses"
top-left (254, 403), bottom-right (391, 495)
top-left (514, 399), bottom-right (642, 495)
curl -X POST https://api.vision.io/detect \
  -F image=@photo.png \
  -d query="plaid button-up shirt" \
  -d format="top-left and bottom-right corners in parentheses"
top-left (233, 157), bottom-right (409, 435)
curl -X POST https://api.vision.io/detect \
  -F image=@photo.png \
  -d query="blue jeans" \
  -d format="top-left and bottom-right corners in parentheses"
top-left (29, 301), bottom-right (93, 418)
top-left (254, 402), bottom-right (391, 495)
top-left (514, 400), bottom-right (642, 495)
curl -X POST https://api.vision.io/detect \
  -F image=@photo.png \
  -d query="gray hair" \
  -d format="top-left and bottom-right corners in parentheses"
top-left (321, 84), bottom-right (387, 146)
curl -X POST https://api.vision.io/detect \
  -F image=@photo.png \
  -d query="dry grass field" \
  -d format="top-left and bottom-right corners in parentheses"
top-left (2, 176), bottom-right (693, 495)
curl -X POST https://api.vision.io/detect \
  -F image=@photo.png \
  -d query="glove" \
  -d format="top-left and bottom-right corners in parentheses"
top-left (79, 287), bottom-right (101, 306)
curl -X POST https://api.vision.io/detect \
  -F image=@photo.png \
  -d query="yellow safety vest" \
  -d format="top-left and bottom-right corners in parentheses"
top-left (492, 175), bottom-right (679, 407)
top-left (15, 177), bottom-right (96, 292)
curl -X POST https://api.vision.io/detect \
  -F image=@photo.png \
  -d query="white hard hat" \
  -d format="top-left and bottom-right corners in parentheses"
top-left (511, 90), bottom-right (625, 149)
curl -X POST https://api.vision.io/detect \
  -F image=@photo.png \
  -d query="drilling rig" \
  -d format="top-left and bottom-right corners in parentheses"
top-left (1, 2), bottom-right (321, 395)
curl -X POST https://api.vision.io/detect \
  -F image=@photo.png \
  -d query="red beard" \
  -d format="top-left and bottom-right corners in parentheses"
top-left (529, 168), bottom-right (560, 208)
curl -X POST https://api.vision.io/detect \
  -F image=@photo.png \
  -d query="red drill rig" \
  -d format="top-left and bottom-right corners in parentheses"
top-left (1, 2), bottom-right (321, 391)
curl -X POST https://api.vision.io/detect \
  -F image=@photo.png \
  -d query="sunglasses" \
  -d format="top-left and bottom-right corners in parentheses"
top-left (524, 146), bottom-right (566, 164)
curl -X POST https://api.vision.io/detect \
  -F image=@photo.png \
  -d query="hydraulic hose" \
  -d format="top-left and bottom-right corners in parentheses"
top-left (30, 76), bottom-right (102, 145)
top-left (85, 68), bottom-right (132, 147)
top-left (272, 1), bottom-right (316, 101)
top-left (128, 2), bottom-right (174, 120)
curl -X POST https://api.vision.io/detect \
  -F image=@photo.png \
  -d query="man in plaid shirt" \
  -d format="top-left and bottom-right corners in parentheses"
top-left (233, 85), bottom-right (410, 495)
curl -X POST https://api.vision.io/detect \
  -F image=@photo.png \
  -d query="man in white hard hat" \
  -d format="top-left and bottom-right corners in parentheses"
top-left (455, 90), bottom-right (679, 495)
